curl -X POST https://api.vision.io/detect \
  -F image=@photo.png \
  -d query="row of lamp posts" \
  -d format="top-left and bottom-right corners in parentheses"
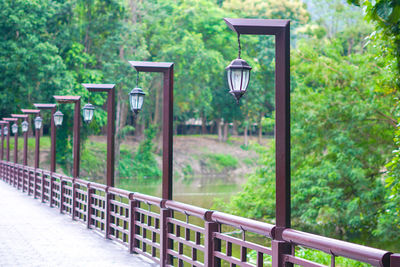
top-left (0, 19), bottom-right (292, 266)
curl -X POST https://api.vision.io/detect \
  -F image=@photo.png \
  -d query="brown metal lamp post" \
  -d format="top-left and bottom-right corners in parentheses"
top-left (81, 84), bottom-right (116, 187)
top-left (0, 121), bottom-right (7, 160)
top-left (128, 61), bottom-right (174, 200)
top-left (3, 118), bottom-right (18, 162)
top-left (224, 18), bottom-right (291, 266)
top-left (53, 96), bottom-right (81, 178)
top-left (21, 109), bottom-right (41, 166)
top-left (11, 115), bottom-right (29, 163)
top-left (34, 104), bottom-right (57, 173)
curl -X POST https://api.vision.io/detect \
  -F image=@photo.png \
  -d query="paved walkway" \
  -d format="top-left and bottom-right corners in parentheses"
top-left (0, 181), bottom-right (157, 267)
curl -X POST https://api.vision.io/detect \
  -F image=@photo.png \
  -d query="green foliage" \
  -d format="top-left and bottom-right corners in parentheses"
top-left (202, 153), bottom-right (238, 172)
top-left (223, 19), bottom-right (397, 241)
top-left (118, 125), bottom-right (161, 180)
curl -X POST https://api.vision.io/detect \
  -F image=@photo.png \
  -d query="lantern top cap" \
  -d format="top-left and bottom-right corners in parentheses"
top-left (83, 103), bottom-right (95, 110)
top-left (34, 103), bottom-right (57, 109)
top-left (35, 116), bottom-right (43, 120)
top-left (226, 58), bottom-right (252, 70)
top-left (128, 61), bottom-right (173, 72)
top-left (82, 83), bottom-right (115, 92)
top-left (54, 110), bottom-right (64, 116)
top-left (130, 87), bottom-right (146, 95)
top-left (21, 109), bottom-right (40, 114)
top-left (224, 18), bottom-right (290, 35)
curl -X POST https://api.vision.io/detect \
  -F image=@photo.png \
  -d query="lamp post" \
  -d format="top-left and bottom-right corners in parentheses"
top-left (128, 61), bottom-right (174, 200)
top-left (11, 114), bottom-right (29, 164)
top-left (0, 121), bottom-right (7, 160)
top-left (33, 104), bottom-right (57, 173)
top-left (224, 18), bottom-right (291, 266)
top-left (21, 109), bottom-right (41, 167)
top-left (3, 118), bottom-right (18, 162)
top-left (53, 96), bottom-right (81, 178)
top-left (81, 84), bottom-right (116, 187)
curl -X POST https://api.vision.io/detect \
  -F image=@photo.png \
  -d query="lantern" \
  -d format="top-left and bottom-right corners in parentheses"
top-left (11, 123), bottom-right (18, 134)
top-left (226, 33), bottom-right (252, 103)
top-left (226, 58), bottom-right (252, 103)
top-left (3, 126), bottom-right (8, 136)
top-left (82, 103), bottom-right (95, 123)
top-left (53, 111), bottom-right (64, 127)
top-left (129, 87), bottom-right (146, 114)
top-left (21, 121), bottom-right (29, 133)
top-left (34, 116), bottom-right (43, 130)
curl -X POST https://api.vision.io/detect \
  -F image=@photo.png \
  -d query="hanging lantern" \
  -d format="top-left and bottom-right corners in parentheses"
top-left (53, 111), bottom-right (64, 127)
top-left (11, 123), bottom-right (18, 134)
top-left (129, 87), bottom-right (146, 114)
top-left (82, 103), bottom-right (95, 123)
top-left (3, 126), bottom-right (8, 136)
top-left (226, 33), bottom-right (252, 103)
top-left (21, 121), bottom-right (29, 133)
top-left (34, 116), bottom-right (43, 130)
top-left (129, 71), bottom-right (146, 114)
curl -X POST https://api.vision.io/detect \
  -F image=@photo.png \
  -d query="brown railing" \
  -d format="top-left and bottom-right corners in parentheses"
top-left (0, 159), bottom-right (399, 267)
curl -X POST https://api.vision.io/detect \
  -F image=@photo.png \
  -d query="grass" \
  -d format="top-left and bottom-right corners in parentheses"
top-left (2, 136), bottom-right (51, 151)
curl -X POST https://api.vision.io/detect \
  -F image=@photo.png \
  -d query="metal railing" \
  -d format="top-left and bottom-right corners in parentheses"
top-left (0, 160), bottom-right (399, 267)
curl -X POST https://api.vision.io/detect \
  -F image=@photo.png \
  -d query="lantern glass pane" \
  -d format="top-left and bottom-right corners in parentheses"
top-left (4, 127), bottom-right (8, 136)
top-left (130, 94), bottom-right (138, 111)
top-left (21, 121), bottom-right (28, 132)
top-left (12, 124), bottom-right (18, 134)
top-left (89, 109), bottom-right (94, 121)
top-left (83, 108), bottom-right (90, 121)
top-left (138, 95), bottom-right (144, 109)
top-left (229, 69), bottom-right (243, 92)
top-left (241, 69), bottom-right (250, 91)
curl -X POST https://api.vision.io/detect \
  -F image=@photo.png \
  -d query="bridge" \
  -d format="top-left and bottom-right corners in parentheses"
top-left (0, 160), bottom-right (399, 267)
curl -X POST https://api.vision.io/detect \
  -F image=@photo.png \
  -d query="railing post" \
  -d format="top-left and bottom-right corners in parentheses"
top-left (72, 180), bottom-right (77, 220)
top-left (41, 171), bottom-right (45, 203)
top-left (272, 240), bottom-right (293, 267)
top-left (204, 213), bottom-right (220, 267)
top-left (34, 169), bottom-right (38, 199)
top-left (391, 253), bottom-right (400, 266)
top-left (60, 178), bottom-right (65, 214)
top-left (129, 195), bottom-right (138, 253)
top-left (86, 185), bottom-right (93, 229)
top-left (49, 174), bottom-right (54, 207)
top-left (160, 206), bottom-right (173, 267)
top-left (105, 188), bottom-right (111, 239)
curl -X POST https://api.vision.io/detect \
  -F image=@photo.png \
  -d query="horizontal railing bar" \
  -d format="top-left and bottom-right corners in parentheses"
top-left (136, 208), bottom-right (161, 219)
top-left (167, 249), bottom-right (205, 267)
top-left (282, 229), bottom-right (391, 266)
top-left (211, 211), bottom-right (275, 239)
top-left (165, 200), bottom-right (210, 219)
top-left (284, 254), bottom-right (326, 267)
top-left (214, 232), bottom-right (272, 255)
top-left (135, 221), bottom-right (161, 234)
top-left (213, 251), bottom-right (254, 267)
top-left (167, 217), bottom-right (205, 234)
top-left (167, 234), bottom-right (205, 252)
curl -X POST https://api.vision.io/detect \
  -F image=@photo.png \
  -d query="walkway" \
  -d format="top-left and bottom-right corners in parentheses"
top-left (0, 181), bottom-right (157, 267)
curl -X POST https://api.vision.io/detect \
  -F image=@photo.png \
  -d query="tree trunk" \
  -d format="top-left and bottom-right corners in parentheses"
top-left (258, 111), bottom-right (264, 144)
top-left (244, 124), bottom-right (248, 147)
top-left (223, 122), bottom-right (229, 142)
top-left (232, 121), bottom-right (238, 136)
top-left (216, 118), bottom-right (222, 142)
top-left (115, 87), bottom-right (129, 186)
top-left (201, 115), bottom-right (207, 134)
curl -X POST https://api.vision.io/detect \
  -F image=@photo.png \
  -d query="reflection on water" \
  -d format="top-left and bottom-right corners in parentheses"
top-left (129, 176), bottom-right (243, 209)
